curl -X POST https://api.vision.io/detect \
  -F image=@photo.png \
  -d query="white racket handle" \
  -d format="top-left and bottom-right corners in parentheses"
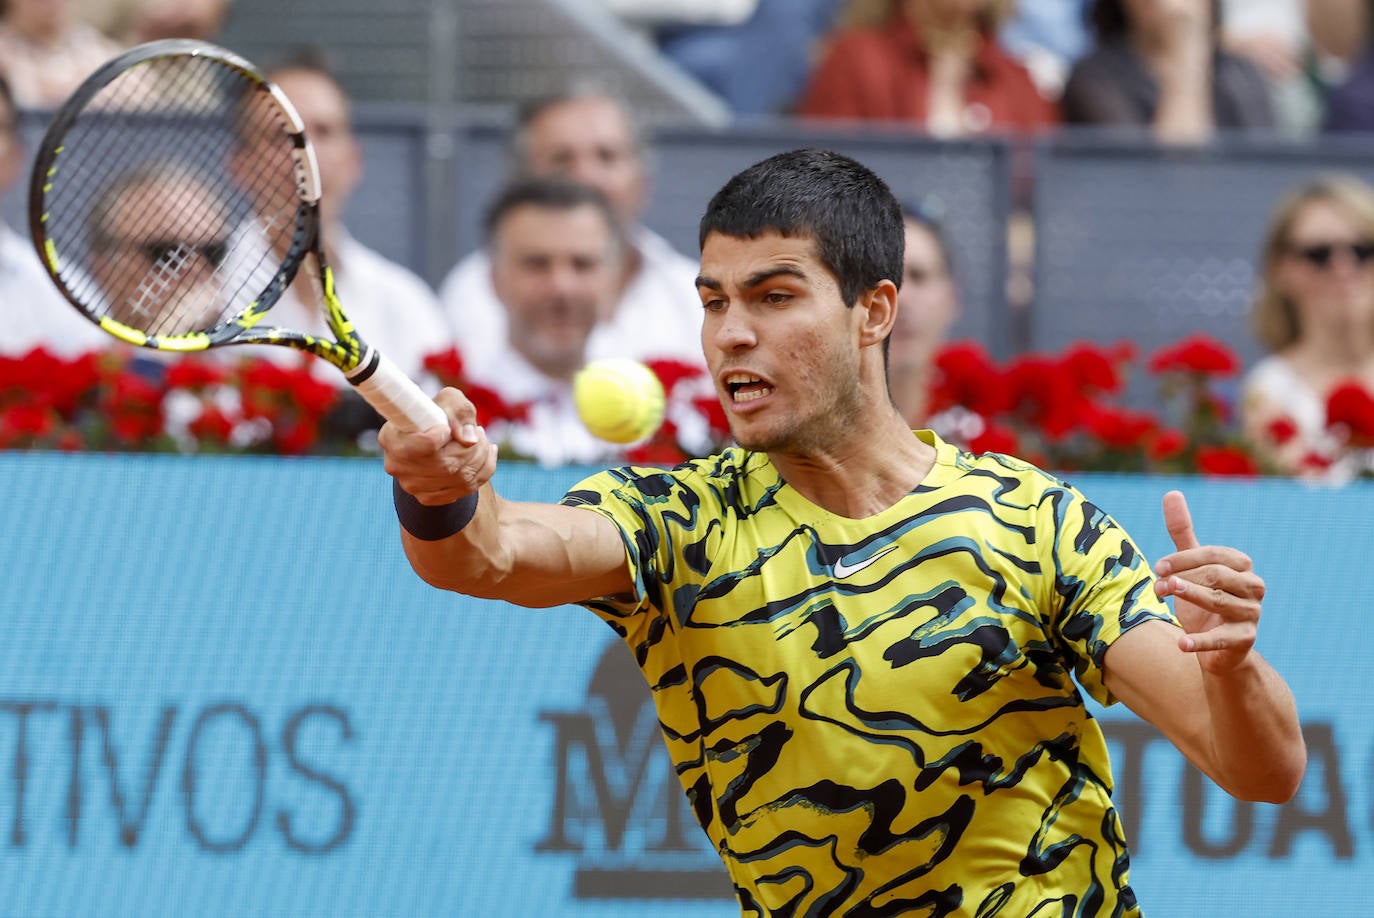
top-left (347, 348), bottom-right (449, 432)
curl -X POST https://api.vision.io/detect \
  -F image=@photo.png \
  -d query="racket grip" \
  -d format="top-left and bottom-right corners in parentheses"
top-left (348, 349), bottom-right (448, 432)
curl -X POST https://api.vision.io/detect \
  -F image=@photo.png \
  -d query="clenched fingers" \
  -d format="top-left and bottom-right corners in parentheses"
top-left (379, 387), bottom-right (497, 503)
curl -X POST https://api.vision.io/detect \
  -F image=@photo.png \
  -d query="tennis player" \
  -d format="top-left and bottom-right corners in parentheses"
top-left (380, 149), bottom-right (1305, 916)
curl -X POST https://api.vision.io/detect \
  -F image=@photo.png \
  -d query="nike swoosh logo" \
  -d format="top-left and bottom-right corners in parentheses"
top-left (833, 544), bottom-right (899, 579)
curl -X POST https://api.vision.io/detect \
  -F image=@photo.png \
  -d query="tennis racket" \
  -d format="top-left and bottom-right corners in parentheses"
top-left (28, 38), bottom-right (447, 431)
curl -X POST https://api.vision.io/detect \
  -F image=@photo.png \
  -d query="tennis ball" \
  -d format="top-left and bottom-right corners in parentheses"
top-left (573, 358), bottom-right (666, 444)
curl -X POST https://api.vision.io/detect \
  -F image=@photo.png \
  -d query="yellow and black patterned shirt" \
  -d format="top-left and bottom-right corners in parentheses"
top-left (561, 431), bottom-right (1176, 917)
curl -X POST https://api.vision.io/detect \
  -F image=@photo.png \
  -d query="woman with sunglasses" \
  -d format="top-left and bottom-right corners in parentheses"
top-left (1241, 173), bottom-right (1374, 480)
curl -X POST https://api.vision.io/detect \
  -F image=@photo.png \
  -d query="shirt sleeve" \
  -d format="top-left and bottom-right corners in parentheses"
top-left (1038, 483), bottom-right (1179, 706)
top-left (559, 466), bottom-right (675, 638)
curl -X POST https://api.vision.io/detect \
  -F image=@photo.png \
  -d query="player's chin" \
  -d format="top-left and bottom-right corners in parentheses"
top-left (728, 417), bottom-right (787, 454)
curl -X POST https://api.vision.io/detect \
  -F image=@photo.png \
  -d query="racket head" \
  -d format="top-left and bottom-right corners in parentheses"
top-left (26, 40), bottom-right (355, 364)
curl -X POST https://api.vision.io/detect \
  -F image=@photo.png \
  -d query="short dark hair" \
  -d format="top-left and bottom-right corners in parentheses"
top-left (699, 148), bottom-right (903, 308)
top-left (483, 174), bottom-right (622, 249)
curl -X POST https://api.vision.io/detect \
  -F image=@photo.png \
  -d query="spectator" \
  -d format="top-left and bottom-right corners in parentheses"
top-left (85, 161), bottom-right (234, 336)
top-left (1319, 0), bottom-right (1374, 132)
top-left (438, 86), bottom-right (705, 370)
top-left (1242, 173), bottom-right (1374, 481)
top-left (0, 73), bottom-right (107, 355)
top-left (796, 0), bottom-right (1058, 136)
top-left (255, 48), bottom-right (453, 405)
top-left (462, 176), bottom-right (631, 467)
top-left (75, 0), bottom-right (231, 44)
top-left (0, 0), bottom-right (122, 110)
top-left (1061, 0), bottom-right (1276, 143)
top-left (1222, 0), bottom-right (1367, 136)
top-left (888, 200), bottom-right (960, 425)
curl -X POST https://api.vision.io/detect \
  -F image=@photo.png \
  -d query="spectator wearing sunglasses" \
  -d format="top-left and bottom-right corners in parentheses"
top-left (1241, 173), bottom-right (1374, 481)
top-left (85, 161), bottom-right (234, 337)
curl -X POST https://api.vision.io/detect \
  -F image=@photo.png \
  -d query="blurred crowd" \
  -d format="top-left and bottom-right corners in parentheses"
top-left (2, 0), bottom-right (1374, 482)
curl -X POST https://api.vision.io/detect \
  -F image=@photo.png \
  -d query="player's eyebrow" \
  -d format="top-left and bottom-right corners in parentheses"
top-left (695, 265), bottom-right (809, 291)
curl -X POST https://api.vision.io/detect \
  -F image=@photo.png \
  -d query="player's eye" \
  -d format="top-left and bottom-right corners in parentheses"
top-left (140, 239), bottom-right (229, 268)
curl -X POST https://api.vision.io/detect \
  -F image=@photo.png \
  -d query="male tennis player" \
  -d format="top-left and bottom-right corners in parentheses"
top-left (380, 149), bottom-right (1305, 916)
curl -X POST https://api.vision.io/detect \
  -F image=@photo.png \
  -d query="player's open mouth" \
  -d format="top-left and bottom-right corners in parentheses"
top-left (723, 372), bottom-right (774, 403)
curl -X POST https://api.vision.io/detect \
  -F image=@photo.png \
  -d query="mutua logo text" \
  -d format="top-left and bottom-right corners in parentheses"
top-left (535, 639), bottom-right (735, 901)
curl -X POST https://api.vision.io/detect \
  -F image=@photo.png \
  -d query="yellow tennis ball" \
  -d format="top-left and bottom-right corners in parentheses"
top-left (573, 358), bottom-right (666, 444)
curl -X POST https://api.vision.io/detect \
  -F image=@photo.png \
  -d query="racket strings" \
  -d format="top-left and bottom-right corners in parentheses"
top-left (40, 54), bottom-right (308, 339)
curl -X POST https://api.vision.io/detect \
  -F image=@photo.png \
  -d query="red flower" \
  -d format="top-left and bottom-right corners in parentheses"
top-left (644, 358), bottom-right (707, 394)
top-left (188, 404), bottom-right (235, 443)
top-left (463, 383), bottom-right (523, 427)
top-left (929, 342), bottom-right (1008, 418)
top-left (1146, 334), bottom-right (1240, 377)
top-left (1147, 428), bottom-right (1187, 462)
top-left (46, 352), bottom-right (106, 416)
top-left (691, 395), bottom-right (730, 439)
top-left (273, 421), bottom-right (319, 455)
top-left (968, 423), bottom-right (1020, 456)
top-left (1061, 341), bottom-right (1129, 395)
top-left (1326, 380), bottom-right (1374, 445)
top-left (0, 403), bottom-right (57, 445)
top-left (164, 357), bottom-right (229, 391)
top-left (1081, 404), bottom-right (1157, 450)
top-left (285, 368), bottom-right (339, 419)
top-left (1004, 353), bottom-right (1086, 441)
top-left (1194, 445), bottom-right (1259, 477)
top-left (101, 371), bottom-right (165, 445)
top-left (1265, 416), bottom-right (1299, 445)
top-left (624, 439), bottom-right (688, 465)
top-left (422, 347), bottom-right (466, 386)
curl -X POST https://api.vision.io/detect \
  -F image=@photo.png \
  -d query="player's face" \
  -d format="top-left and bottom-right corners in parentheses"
top-left (698, 231), bottom-right (865, 454)
top-left (90, 175), bottom-right (232, 334)
top-left (890, 219), bottom-right (958, 369)
top-left (521, 98), bottom-right (646, 226)
top-left (489, 202), bottom-right (617, 378)
top-left (270, 68), bottom-right (361, 226)
top-left (1276, 198), bottom-right (1374, 331)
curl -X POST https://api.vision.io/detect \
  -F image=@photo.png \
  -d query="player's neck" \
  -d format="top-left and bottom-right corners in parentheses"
top-left (770, 411), bottom-right (936, 519)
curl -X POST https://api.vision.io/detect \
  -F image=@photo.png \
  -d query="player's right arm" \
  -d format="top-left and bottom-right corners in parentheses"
top-left (379, 387), bottom-right (634, 608)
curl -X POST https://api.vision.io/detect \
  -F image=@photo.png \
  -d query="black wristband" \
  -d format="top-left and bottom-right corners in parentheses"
top-left (392, 478), bottom-right (479, 541)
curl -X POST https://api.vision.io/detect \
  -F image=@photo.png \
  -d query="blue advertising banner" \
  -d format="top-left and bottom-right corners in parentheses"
top-left (0, 453), bottom-right (1367, 916)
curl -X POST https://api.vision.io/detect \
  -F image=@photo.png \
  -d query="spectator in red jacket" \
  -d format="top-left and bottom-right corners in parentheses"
top-left (796, 0), bottom-right (1059, 136)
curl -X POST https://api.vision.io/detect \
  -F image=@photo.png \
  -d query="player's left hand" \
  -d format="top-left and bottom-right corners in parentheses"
top-left (1152, 490), bottom-right (1265, 673)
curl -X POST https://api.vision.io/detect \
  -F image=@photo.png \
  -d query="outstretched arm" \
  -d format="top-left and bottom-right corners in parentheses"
top-left (1103, 491), bottom-right (1305, 803)
top-left (379, 387), bottom-right (634, 608)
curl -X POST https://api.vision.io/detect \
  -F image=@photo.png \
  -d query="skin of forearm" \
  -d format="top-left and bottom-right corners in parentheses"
top-left (1198, 652), bottom-right (1306, 802)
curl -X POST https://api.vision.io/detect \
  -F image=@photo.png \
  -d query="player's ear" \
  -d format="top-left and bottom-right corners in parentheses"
top-left (856, 279), bottom-right (898, 348)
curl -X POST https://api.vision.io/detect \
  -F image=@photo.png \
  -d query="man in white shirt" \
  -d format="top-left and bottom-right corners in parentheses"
top-left (462, 175), bottom-right (630, 467)
top-left (256, 50), bottom-right (453, 401)
top-left (439, 86), bottom-right (704, 370)
top-left (0, 73), bottom-right (108, 356)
